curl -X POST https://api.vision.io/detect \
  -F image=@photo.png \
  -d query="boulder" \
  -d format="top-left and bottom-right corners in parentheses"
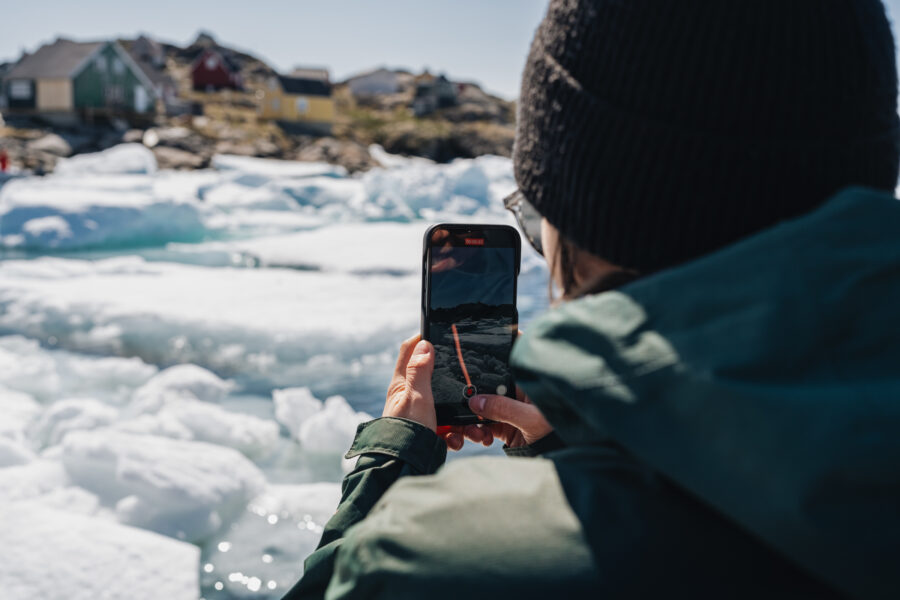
top-left (26, 133), bottom-right (72, 157)
top-left (295, 137), bottom-right (379, 173)
top-left (152, 146), bottom-right (206, 170)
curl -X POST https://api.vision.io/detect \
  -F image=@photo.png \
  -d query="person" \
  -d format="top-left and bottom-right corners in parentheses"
top-left (284, 1), bottom-right (900, 598)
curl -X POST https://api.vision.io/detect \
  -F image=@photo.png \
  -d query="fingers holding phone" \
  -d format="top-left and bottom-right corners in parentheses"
top-left (383, 335), bottom-right (438, 432)
top-left (468, 386), bottom-right (553, 447)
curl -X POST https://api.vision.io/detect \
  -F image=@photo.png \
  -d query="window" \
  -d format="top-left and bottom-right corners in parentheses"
top-left (205, 55), bottom-right (219, 70)
top-left (113, 58), bottom-right (125, 75)
top-left (9, 80), bottom-right (31, 99)
top-left (95, 55), bottom-right (107, 71)
top-left (295, 97), bottom-right (309, 115)
top-left (271, 98), bottom-right (280, 111)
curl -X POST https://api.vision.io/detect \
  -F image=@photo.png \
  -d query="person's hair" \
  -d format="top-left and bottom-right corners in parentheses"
top-left (548, 235), bottom-right (641, 303)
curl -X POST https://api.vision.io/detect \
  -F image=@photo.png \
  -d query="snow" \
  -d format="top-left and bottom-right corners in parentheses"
top-left (0, 386), bottom-right (41, 443)
top-left (0, 335), bottom-right (156, 403)
top-left (0, 460), bottom-right (69, 503)
top-left (0, 436), bottom-right (36, 467)
top-left (0, 146), bottom-right (547, 598)
top-left (31, 397), bottom-right (119, 447)
top-left (54, 143), bottom-right (159, 176)
top-left (0, 256), bottom-right (420, 390)
top-left (132, 364), bottom-right (234, 411)
top-left (60, 430), bottom-right (266, 543)
top-left (0, 505), bottom-right (199, 600)
top-left (274, 387), bottom-right (372, 453)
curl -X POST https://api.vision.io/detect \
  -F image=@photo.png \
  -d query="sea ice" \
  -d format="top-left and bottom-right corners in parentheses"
top-left (0, 385), bottom-right (41, 443)
top-left (0, 459), bottom-right (69, 503)
top-left (0, 436), bottom-right (36, 467)
top-left (60, 430), bottom-right (266, 542)
top-left (274, 386), bottom-right (371, 453)
top-left (132, 363), bottom-right (234, 412)
top-left (0, 257), bottom-right (420, 390)
top-left (53, 143), bottom-right (159, 176)
top-left (0, 335), bottom-right (157, 404)
top-left (31, 397), bottom-right (119, 447)
top-left (150, 399), bottom-right (280, 460)
top-left (0, 505), bottom-right (200, 600)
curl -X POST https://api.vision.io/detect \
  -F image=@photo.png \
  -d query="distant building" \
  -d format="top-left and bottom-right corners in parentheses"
top-left (259, 71), bottom-right (334, 135)
top-left (346, 68), bottom-right (402, 97)
top-left (1, 38), bottom-right (157, 125)
top-left (191, 48), bottom-right (242, 92)
top-left (0, 62), bottom-right (12, 110)
top-left (122, 44), bottom-right (179, 115)
top-left (412, 74), bottom-right (457, 116)
top-left (131, 35), bottom-right (165, 69)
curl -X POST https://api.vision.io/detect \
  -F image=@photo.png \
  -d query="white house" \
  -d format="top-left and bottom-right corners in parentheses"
top-left (346, 68), bottom-right (403, 97)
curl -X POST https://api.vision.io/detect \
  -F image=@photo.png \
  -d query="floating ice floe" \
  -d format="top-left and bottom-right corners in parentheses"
top-left (0, 505), bottom-right (200, 600)
top-left (274, 387), bottom-right (371, 454)
top-left (0, 335), bottom-right (157, 403)
top-left (58, 430), bottom-right (266, 543)
top-left (54, 143), bottom-right (159, 176)
top-left (0, 257), bottom-right (419, 390)
top-left (31, 397), bottom-right (119, 448)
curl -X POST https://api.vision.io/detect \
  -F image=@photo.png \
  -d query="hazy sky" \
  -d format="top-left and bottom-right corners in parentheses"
top-left (0, 0), bottom-right (550, 99)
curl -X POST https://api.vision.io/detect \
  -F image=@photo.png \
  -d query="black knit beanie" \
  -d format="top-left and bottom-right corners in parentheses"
top-left (514, 0), bottom-right (900, 273)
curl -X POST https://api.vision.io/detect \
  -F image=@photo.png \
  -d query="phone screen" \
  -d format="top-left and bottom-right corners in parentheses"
top-left (424, 225), bottom-right (519, 424)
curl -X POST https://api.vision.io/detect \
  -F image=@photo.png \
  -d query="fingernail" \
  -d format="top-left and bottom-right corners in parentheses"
top-left (470, 395), bottom-right (486, 412)
top-left (413, 340), bottom-right (431, 356)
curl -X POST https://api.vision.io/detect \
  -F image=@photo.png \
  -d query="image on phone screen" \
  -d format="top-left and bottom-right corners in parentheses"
top-left (424, 226), bottom-right (519, 423)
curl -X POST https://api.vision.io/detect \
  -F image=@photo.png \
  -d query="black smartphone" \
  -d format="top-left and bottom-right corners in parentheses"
top-left (421, 224), bottom-right (521, 425)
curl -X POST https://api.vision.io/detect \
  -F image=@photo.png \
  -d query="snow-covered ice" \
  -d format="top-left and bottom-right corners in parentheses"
top-left (0, 505), bottom-right (199, 600)
top-left (0, 145), bottom-right (548, 599)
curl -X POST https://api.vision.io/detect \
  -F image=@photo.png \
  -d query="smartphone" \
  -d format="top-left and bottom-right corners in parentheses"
top-left (421, 224), bottom-right (521, 425)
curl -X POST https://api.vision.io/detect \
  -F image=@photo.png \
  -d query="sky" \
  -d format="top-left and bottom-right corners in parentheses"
top-left (5, 1), bottom-right (900, 100)
top-left (0, 0), bottom-right (551, 99)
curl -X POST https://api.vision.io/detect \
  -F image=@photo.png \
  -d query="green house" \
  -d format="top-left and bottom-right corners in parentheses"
top-left (2, 38), bottom-right (158, 124)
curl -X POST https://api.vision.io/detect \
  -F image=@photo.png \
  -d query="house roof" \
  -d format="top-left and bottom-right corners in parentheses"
top-left (5, 39), bottom-right (105, 79)
top-left (122, 43), bottom-right (173, 88)
top-left (345, 67), bottom-right (398, 82)
top-left (277, 75), bottom-right (331, 97)
top-left (192, 47), bottom-right (241, 73)
top-left (290, 67), bottom-right (329, 82)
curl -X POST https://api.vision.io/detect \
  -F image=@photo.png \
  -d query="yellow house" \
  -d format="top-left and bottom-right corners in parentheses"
top-left (259, 70), bottom-right (334, 135)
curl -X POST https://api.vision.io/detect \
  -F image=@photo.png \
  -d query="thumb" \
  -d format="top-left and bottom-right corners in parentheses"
top-left (405, 340), bottom-right (434, 400)
top-left (469, 394), bottom-right (544, 430)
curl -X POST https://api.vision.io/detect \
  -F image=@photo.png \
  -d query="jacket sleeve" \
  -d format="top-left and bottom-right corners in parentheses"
top-left (282, 417), bottom-right (447, 600)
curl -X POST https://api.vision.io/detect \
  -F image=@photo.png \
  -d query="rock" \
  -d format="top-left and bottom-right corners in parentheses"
top-left (213, 140), bottom-right (257, 156)
top-left (26, 133), bottom-right (72, 157)
top-left (295, 137), bottom-right (379, 173)
top-left (122, 129), bottom-right (145, 143)
top-left (152, 146), bottom-right (206, 170)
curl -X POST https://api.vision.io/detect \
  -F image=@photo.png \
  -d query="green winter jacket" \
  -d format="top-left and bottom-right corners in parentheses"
top-left (284, 187), bottom-right (900, 599)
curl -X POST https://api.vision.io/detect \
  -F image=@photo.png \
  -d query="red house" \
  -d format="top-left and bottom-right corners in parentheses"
top-left (191, 48), bottom-right (242, 92)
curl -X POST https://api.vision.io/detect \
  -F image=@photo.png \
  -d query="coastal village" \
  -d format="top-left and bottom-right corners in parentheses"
top-left (0, 32), bottom-right (516, 175)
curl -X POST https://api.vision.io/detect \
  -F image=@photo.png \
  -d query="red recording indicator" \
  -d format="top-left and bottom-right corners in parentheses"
top-left (464, 238), bottom-right (485, 246)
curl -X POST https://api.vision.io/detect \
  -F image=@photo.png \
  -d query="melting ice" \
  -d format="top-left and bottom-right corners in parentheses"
top-left (0, 144), bottom-right (548, 599)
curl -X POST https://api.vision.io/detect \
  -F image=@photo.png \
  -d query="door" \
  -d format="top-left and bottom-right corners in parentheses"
top-left (134, 85), bottom-right (149, 112)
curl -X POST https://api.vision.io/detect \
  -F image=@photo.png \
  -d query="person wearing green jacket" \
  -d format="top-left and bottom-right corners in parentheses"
top-left (284, 1), bottom-right (900, 598)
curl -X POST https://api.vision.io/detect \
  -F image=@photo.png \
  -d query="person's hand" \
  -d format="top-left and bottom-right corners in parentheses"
top-left (384, 335), bottom-right (437, 431)
top-left (468, 386), bottom-right (553, 448)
